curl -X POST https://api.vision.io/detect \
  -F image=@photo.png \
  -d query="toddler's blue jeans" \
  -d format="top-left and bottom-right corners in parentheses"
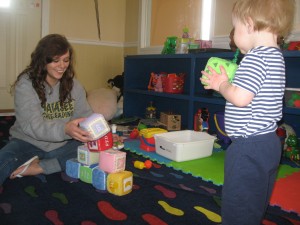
top-left (221, 132), bottom-right (281, 225)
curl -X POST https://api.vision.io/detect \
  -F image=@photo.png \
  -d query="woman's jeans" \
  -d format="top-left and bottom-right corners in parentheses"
top-left (0, 138), bottom-right (82, 185)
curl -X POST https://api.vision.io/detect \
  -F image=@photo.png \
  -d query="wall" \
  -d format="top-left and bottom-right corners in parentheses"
top-left (0, 0), bottom-right (42, 110)
top-left (150, 0), bottom-right (202, 46)
top-left (214, 0), bottom-right (236, 36)
top-left (48, 0), bottom-right (139, 92)
top-left (124, 0), bottom-right (139, 56)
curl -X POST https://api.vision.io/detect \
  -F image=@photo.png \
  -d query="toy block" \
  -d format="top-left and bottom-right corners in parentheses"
top-left (92, 167), bottom-right (108, 191)
top-left (78, 145), bottom-right (99, 165)
top-left (107, 171), bottom-right (133, 196)
top-left (202, 57), bottom-right (238, 84)
top-left (66, 158), bottom-right (81, 179)
top-left (79, 113), bottom-right (110, 140)
top-left (87, 132), bottom-right (113, 151)
top-left (79, 164), bottom-right (98, 184)
top-left (99, 149), bottom-right (126, 173)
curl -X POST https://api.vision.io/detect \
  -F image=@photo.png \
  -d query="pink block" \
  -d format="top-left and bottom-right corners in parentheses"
top-left (99, 150), bottom-right (126, 173)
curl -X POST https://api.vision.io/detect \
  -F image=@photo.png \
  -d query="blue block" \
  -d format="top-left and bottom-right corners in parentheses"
top-left (66, 158), bottom-right (81, 179)
top-left (92, 167), bottom-right (108, 191)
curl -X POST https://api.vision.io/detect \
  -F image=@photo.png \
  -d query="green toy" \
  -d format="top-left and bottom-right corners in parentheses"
top-left (283, 134), bottom-right (300, 163)
top-left (202, 49), bottom-right (240, 85)
top-left (161, 36), bottom-right (177, 54)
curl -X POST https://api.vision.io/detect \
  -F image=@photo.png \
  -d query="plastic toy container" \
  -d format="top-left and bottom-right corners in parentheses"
top-left (163, 73), bottom-right (185, 94)
top-left (154, 130), bottom-right (216, 162)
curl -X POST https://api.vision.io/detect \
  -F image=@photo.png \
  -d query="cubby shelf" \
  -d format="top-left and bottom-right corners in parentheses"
top-left (124, 51), bottom-right (300, 135)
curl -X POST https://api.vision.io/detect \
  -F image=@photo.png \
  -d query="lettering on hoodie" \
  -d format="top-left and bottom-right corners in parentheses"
top-left (43, 101), bottom-right (74, 120)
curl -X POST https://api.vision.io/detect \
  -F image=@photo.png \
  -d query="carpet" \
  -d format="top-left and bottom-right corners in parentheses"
top-left (1, 116), bottom-right (300, 224)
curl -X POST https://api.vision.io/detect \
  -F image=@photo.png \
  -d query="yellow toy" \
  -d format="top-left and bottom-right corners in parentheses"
top-left (107, 171), bottom-right (133, 196)
top-left (134, 160), bottom-right (152, 170)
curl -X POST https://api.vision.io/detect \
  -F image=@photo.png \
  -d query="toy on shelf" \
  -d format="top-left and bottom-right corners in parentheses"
top-left (285, 89), bottom-right (300, 108)
top-left (182, 27), bottom-right (189, 39)
top-left (287, 41), bottom-right (300, 51)
top-left (194, 108), bottom-right (209, 132)
top-left (148, 72), bottom-right (166, 92)
top-left (176, 27), bottom-right (199, 53)
top-left (160, 112), bottom-right (181, 131)
top-left (134, 160), bottom-right (152, 170)
top-left (163, 73), bottom-right (185, 94)
top-left (161, 36), bottom-right (177, 54)
top-left (148, 72), bottom-right (185, 94)
top-left (145, 101), bottom-right (156, 119)
top-left (201, 48), bottom-right (240, 85)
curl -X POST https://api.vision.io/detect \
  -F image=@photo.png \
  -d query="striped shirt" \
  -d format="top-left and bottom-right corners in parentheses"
top-left (225, 46), bottom-right (285, 137)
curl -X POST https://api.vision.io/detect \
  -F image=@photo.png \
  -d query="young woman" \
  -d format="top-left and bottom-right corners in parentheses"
top-left (0, 34), bottom-right (94, 185)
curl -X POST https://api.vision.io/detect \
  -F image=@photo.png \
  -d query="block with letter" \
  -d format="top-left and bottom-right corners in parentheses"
top-left (107, 171), bottom-right (133, 196)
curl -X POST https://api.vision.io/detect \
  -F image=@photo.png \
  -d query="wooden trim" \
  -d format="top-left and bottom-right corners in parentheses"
top-left (0, 109), bottom-right (15, 116)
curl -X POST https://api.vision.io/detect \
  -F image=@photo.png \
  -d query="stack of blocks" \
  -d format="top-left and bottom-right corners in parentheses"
top-left (66, 113), bottom-right (133, 196)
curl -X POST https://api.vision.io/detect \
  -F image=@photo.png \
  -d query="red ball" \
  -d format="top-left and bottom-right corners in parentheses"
top-left (294, 100), bottom-right (300, 108)
top-left (144, 160), bottom-right (152, 169)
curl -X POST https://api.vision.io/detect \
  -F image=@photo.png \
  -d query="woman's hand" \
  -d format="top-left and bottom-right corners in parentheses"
top-left (200, 65), bottom-right (229, 92)
top-left (65, 118), bottom-right (93, 143)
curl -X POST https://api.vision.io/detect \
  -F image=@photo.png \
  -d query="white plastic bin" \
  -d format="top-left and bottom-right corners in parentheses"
top-left (154, 130), bottom-right (216, 162)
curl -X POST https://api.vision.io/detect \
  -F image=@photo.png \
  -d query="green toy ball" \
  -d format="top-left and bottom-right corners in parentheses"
top-left (201, 49), bottom-right (239, 86)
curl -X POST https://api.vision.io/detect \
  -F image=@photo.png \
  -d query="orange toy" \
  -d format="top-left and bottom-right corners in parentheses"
top-left (134, 160), bottom-right (152, 169)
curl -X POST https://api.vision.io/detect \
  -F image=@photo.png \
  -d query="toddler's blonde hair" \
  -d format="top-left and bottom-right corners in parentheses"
top-left (232, 0), bottom-right (295, 38)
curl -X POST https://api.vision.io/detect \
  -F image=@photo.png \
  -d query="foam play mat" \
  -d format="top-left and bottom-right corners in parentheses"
top-left (124, 139), bottom-right (300, 216)
top-left (270, 170), bottom-right (300, 216)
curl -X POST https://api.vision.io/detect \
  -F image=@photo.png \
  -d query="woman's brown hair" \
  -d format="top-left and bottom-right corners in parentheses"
top-left (11, 34), bottom-right (75, 107)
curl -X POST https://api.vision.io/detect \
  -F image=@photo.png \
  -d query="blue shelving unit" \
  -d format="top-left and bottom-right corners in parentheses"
top-left (124, 51), bottom-right (300, 135)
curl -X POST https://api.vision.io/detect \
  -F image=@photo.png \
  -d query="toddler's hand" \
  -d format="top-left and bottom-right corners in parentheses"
top-left (200, 65), bottom-right (229, 92)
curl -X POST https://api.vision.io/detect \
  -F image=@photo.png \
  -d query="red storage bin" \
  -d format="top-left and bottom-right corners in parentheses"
top-left (163, 73), bottom-right (185, 94)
